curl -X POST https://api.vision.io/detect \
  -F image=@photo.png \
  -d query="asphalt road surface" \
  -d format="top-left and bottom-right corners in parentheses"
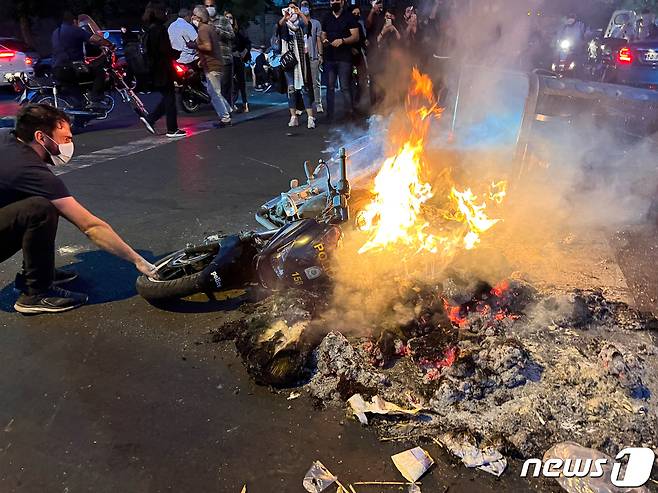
top-left (0, 86), bottom-right (654, 492)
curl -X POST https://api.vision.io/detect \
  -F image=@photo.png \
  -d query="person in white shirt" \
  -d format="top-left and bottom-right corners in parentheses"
top-left (168, 8), bottom-right (199, 65)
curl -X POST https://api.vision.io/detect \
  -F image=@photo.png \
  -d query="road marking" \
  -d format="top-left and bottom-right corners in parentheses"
top-left (244, 156), bottom-right (285, 174)
top-left (53, 103), bottom-right (288, 176)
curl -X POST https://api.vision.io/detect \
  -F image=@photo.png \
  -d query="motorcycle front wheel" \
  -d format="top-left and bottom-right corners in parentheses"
top-left (136, 243), bottom-right (219, 301)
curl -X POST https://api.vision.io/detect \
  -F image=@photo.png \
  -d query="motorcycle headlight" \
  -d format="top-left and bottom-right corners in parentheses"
top-left (559, 39), bottom-right (572, 50)
top-left (270, 241), bottom-right (294, 279)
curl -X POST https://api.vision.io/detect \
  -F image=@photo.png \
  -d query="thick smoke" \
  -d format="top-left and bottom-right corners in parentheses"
top-left (321, 0), bottom-right (658, 332)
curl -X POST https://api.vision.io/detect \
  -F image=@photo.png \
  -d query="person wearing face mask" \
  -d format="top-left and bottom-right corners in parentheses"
top-left (301, 0), bottom-right (324, 114)
top-left (278, 1), bottom-right (316, 128)
top-left (187, 6), bottom-right (232, 126)
top-left (204, 0), bottom-right (236, 106)
top-left (321, 0), bottom-right (360, 121)
top-left (0, 104), bottom-right (156, 314)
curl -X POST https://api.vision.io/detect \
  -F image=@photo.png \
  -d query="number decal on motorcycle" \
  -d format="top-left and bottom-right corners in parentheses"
top-left (292, 272), bottom-right (304, 285)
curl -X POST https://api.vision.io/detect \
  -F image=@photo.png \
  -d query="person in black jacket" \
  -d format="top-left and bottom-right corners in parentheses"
top-left (226, 11), bottom-right (252, 112)
top-left (142, 2), bottom-right (186, 138)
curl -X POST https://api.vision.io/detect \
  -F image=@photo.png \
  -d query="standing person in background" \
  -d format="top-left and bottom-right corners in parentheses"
top-left (321, 0), bottom-right (360, 122)
top-left (167, 8), bottom-right (199, 66)
top-left (366, 0), bottom-right (386, 106)
top-left (204, 0), bottom-right (235, 110)
top-left (278, 2), bottom-right (316, 129)
top-left (188, 6), bottom-right (232, 126)
top-left (226, 11), bottom-right (252, 113)
top-left (351, 6), bottom-right (369, 111)
top-left (142, 2), bottom-right (186, 138)
top-left (402, 6), bottom-right (418, 47)
top-left (301, 0), bottom-right (324, 114)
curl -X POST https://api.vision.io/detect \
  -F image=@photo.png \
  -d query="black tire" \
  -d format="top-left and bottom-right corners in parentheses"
top-left (181, 90), bottom-right (201, 113)
top-left (136, 244), bottom-right (218, 301)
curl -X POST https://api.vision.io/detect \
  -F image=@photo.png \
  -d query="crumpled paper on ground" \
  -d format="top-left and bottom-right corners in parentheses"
top-left (347, 394), bottom-right (423, 425)
top-left (303, 461), bottom-right (338, 493)
top-left (391, 447), bottom-right (435, 482)
top-left (439, 433), bottom-right (507, 476)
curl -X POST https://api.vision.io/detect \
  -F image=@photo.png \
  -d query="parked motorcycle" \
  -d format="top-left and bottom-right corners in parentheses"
top-left (136, 148), bottom-right (352, 301)
top-left (551, 38), bottom-right (583, 77)
top-left (173, 60), bottom-right (211, 113)
top-left (5, 15), bottom-right (149, 131)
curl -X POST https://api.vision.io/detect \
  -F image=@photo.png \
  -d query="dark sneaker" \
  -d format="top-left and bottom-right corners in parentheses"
top-left (166, 129), bottom-right (187, 138)
top-left (14, 287), bottom-right (88, 314)
top-left (53, 268), bottom-right (78, 286)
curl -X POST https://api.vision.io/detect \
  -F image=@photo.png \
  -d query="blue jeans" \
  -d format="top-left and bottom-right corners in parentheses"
top-left (324, 60), bottom-right (353, 118)
top-left (206, 71), bottom-right (231, 119)
top-left (284, 70), bottom-right (312, 111)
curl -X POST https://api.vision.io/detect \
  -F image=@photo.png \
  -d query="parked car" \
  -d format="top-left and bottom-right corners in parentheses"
top-left (0, 37), bottom-right (37, 86)
top-left (604, 38), bottom-right (658, 89)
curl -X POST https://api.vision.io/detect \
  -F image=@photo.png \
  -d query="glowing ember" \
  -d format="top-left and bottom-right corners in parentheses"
top-left (357, 68), bottom-right (506, 256)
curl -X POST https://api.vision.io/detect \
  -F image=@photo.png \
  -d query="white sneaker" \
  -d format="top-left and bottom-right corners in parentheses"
top-left (295, 110), bottom-right (303, 116)
top-left (288, 115), bottom-right (299, 127)
top-left (307, 116), bottom-right (316, 129)
top-left (316, 103), bottom-right (324, 114)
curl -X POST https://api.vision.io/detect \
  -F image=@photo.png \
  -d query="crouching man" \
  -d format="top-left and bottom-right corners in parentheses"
top-left (0, 104), bottom-right (155, 314)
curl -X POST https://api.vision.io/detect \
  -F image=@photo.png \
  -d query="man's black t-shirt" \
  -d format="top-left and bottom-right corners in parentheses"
top-left (0, 129), bottom-right (71, 209)
top-left (52, 23), bottom-right (92, 67)
top-left (321, 10), bottom-right (359, 63)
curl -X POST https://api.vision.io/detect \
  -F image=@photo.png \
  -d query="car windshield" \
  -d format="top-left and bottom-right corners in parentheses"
top-left (0, 38), bottom-right (33, 53)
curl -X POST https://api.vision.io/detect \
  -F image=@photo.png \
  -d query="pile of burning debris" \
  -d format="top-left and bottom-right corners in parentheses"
top-left (212, 270), bottom-right (658, 462)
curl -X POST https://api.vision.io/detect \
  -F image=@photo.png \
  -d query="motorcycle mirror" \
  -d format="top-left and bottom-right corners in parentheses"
top-left (303, 160), bottom-right (314, 181)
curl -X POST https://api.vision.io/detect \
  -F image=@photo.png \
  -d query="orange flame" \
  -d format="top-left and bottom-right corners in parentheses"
top-left (357, 68), bottom-right (506, 256)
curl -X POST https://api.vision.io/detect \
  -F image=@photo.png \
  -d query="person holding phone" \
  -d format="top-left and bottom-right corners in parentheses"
top-left (320, 0), bottom-right (360, 121)
top-left (278, 2), bottom-right (316, 128)
top-left (167, 8), bottom-right (198, 65)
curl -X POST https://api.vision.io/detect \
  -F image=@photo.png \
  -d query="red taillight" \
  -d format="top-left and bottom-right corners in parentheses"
top-left (617, 47), bottom-right (633, 65)
top-left (173, 61), bottom-right (188, 77)
top-left (0, 50), bottom-right (16, 60)
top-left (25, 56), bottom-right (33, 66)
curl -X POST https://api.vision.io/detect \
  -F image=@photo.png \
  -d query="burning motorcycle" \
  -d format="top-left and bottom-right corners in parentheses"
top-left (5, 15), bottom-right (150, 131)
top-left (172, 60), bottom-right (211, 113)
top-left (136, 148), bottom-right (352, 302)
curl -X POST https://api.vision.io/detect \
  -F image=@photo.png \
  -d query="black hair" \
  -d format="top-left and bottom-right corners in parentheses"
top-left (62, 10), bottom-right (77, 24)
top-left (142, 1), bottom-right (168, 25)
top-left (14, 104), bottom-right (71, 143)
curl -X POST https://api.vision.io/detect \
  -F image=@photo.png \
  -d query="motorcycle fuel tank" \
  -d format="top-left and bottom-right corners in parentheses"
top-left (255, 219), bottom-right (342, 290)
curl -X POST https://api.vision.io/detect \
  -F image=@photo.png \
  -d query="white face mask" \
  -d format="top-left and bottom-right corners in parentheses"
top-left (41, 133), bottom-right (74, 165)
top-left (206, 6), bottom-right (216, 17)
top-left (192, 18), bottom-right (200, 27)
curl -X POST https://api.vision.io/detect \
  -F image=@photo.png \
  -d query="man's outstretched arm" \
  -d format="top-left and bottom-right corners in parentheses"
top-left (52, 196), bottom-right (155, 276)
